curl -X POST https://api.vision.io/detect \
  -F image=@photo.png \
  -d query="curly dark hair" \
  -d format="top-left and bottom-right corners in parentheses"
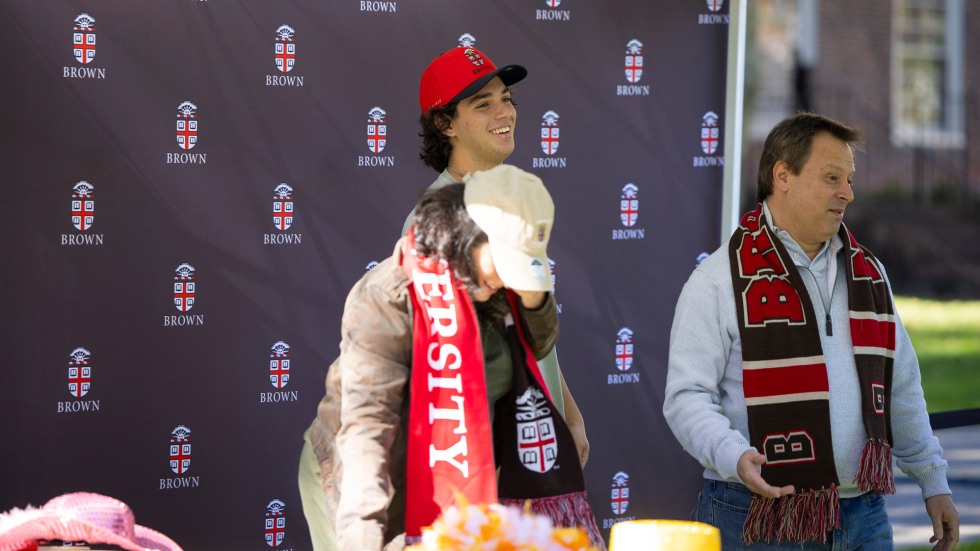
top-left (756, 112), bottom-right (863, 204)
top-left (418, 104), bottom-right (459, 172)
top-left (413, 183), bottom-right (487, 290)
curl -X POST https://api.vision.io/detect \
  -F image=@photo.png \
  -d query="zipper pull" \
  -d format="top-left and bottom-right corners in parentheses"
top-left (826, 313), bottom-right (833, 336)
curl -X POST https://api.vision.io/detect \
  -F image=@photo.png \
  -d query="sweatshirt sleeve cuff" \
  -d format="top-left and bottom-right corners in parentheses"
top-left (716, 438), bottom-right (754, 482)
top-left (914, 465), bottom-right (951, 501)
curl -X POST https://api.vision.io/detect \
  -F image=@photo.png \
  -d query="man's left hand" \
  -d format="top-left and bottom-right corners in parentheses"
top-left (512, 289), bottom-right (546, 310)
top-left (925, 494), bottom-right (959, 551)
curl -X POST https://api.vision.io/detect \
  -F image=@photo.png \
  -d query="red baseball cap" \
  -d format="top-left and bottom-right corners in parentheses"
top-left (419, 46), bottom-right (527, 112)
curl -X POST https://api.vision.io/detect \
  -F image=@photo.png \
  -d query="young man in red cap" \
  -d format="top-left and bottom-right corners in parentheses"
top-left (406, 45), bottom-right (591, 474)
top-left (401, 46), bottom-right (525, 235)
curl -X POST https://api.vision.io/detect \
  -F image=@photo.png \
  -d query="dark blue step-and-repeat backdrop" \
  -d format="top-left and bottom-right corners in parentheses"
top-left (0, 1), bottom-right (730, 548)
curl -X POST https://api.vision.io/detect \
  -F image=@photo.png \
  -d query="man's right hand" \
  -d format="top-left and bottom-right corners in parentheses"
top-left (737, 449), bottom-right (796, 498)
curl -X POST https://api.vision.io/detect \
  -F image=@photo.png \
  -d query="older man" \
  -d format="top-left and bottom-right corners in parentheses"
top-left (664, 113), bottom-right (959, 550)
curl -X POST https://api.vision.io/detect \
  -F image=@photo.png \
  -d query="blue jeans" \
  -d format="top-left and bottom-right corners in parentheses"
top-left (694, 480), bottom-right (893, 550)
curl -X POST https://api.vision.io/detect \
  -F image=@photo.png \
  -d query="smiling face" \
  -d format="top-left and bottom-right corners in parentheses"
top-left (769, 131), bottom-right (856, 258)
top-left (443, 76), bottom-right (517, 173)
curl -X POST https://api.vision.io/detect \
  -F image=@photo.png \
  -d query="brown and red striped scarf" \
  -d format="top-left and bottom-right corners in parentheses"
top-left (728, 205), bottom-right (897, 544)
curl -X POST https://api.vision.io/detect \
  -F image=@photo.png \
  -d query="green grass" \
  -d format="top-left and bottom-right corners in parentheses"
top-left (894, 296), bottom-right (980, 413)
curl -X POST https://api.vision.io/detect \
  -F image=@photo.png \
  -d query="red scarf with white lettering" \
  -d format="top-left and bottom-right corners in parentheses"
top-left (402, 230), bottom-right (497, 540)
top-left (729, 205), bottom-right (896, 545)
top-left (402, 229), bottom-right (604, 549)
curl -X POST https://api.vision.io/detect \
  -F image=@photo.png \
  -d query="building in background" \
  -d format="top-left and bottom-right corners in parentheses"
top-left (743, 0), bottom-right (980, 297)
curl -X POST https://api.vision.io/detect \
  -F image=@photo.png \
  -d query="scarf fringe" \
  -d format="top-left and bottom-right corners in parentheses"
top-left (742, 485), bottom-right (840, 545)
top-left (500, 491), bottom-right (607, 551)
top-left (857, 438), bottom-right (896, 495)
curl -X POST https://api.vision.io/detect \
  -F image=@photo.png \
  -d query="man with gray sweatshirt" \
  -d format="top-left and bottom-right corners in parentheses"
top-left (663, 113), bottom-right (959, 550)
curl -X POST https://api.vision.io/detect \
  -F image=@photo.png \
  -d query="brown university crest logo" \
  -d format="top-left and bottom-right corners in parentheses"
top-left (515, 388), bottom-right (558, 473)
top-left (72, 14), bottom-right (96, 64)
top-left (274, 25), bottom-right (296, 73)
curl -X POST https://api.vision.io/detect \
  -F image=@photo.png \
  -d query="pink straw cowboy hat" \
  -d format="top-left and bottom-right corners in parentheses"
top-left (0, 492), bottom-right (182, 551)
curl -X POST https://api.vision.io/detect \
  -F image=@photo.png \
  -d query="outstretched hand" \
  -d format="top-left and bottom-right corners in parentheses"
top-left (737, 449), bottom-right (795, 498)
top-left (925, 494), bottom-right (959, 551)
